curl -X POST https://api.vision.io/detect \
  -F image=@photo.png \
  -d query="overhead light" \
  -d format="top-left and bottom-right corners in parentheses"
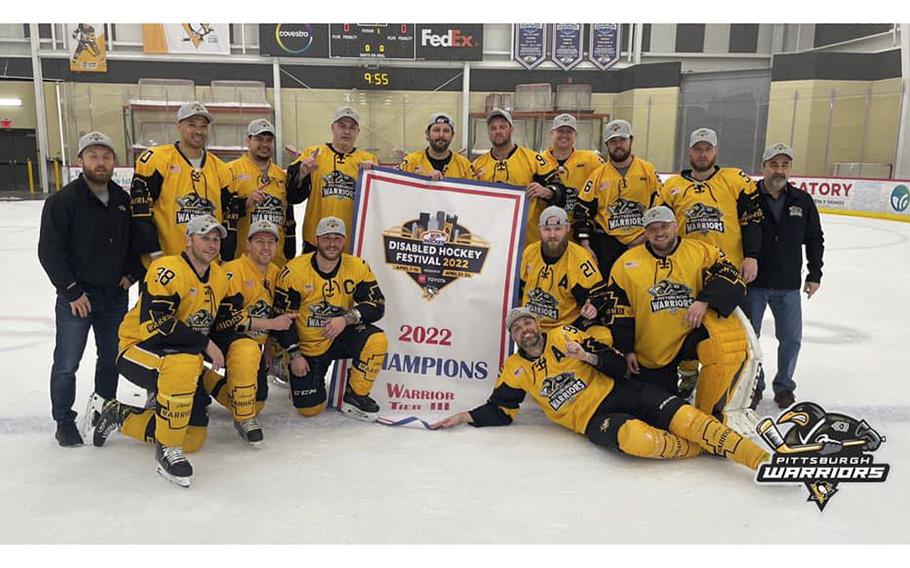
top-left (0, 98), bottom-right (23, 107)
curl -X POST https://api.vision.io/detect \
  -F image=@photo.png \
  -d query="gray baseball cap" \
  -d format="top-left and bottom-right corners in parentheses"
top-left (316, 216), bottom-right (346, 237)
top-left (539, 205), bottom-right (569, 227)
top-left (427, 112), bottom-right (455, 131)
top-left (333, 106), bottom-right (360, 125)
top-left (487, 108), bottom-right (513, 126)
top-left (604, 119), bottom-right (632, 141)
top-left (551, 113), bottom-right (577, 131)
top-left (186, 214), bottom-right (227, 238)
top-left (689, 127), bottom-right (718, 148)
top-left (77, 131), bottom-right (116, 157)
top-left (642, 206), bottom-right (677, 227)
top-left (762, 143), bottom-right (794, 163)
top-left (248, 220), bottom-right (280, 240)
top-left (177, 101), bottom-right (214, 124)
top-left (507, 307), bottom-right (538, 331)
top-left (248, 118), bottom-right (276, 137)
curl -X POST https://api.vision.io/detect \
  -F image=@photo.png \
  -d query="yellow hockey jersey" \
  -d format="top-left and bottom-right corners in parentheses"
top-left (470, 326), bottom-right (625, 434)
top-left (473, 145), bottom-right (559, 247)
top-left (398, 149), bottom-right (476, 180)
top-left (274, 252), bottom-right (385, 357)
top-left (215, 253), bottom-right (280, 346)
top-left (538, 148), bottom-right (603, 223)
top-left (227, 152), bottom-right (291, 266)
top-left (657, 167), bottom-right (762, 268)
top-left (130, 143), bottom-right (237, 265)
top-left (287, 143), bottom-right (378, 248)
top-left (520, 241), bottom-right (605, 332)
top-left (605, 239), bottom-right (745, 368)
top-left (575, 156), bottom-right (661, 245)
top-left (119, 253), bottom-right (241, 355)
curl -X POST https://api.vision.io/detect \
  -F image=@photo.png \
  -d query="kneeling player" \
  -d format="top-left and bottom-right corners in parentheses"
top-left (201, 220), bottom-right (297, 446)
top-left (274, 216), bottom-right (388, 421)
top-left (434, 308), bottom-right (769, 472)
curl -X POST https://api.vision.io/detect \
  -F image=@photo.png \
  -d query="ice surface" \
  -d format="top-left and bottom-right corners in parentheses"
top-left (1, 199), bottom-right (907, 544)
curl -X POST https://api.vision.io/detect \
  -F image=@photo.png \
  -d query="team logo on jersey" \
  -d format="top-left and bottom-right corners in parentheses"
top-left (647, 280), bottom-right (693, 313)
top-left (684, 203), bottom-right (724, 234)
top-left (527, 288), bottom-right (559, 321)
top-left (306, 301), bottom-right (346, 328)
top-left (383, 210), bottom-right (490, 301)
top-left (755, 402), bottom-right (889, 511)
top-left (321, 171), bottom-right (357, 200)
top-left (186, 310), bottom-right (215, 335)
top-left (540, 372), bottom-right (587, 411)
top-left (251, 194), bottom-right (286, 226)
top-left (247, 299), bottom-right (273, 338)
top-left (175, 192), bottom-right (215, 224)
top-left (607, 198), bottom-right (646, 231)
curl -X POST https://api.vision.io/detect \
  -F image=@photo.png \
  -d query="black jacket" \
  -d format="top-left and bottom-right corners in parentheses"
top-left (38, 175), bottom-right (142, 301)
top-left (749, 180), bottom-right (824, 290)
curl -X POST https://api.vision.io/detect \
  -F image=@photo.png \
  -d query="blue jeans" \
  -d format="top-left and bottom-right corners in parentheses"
top-left (746, 287), bottom-right (801, 395)
top-left (50, 287), bottom-right (128, 423)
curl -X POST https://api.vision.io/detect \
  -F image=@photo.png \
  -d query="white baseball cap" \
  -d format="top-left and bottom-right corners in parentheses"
top-left (186, 214), bottom-right (227, 238)
top-left (762, 143), bottom-right (794, 162)
top-left (506, 307), bottom-right (537, 331)
top-left (427, 112), bottom-right (455, 131)
top-left (604, 119), bottom-right (632, 141)
top-left (333, 106), bottom-right (360, 125)
top-left (551, 113), bottom-right (577, 131)
top-left (689, 128), bottom-right (718, 148)
top-left (77, 131), bottom-right (116, 157)
top-left (177, 101), bottom-right (213, 124)
top-left (642, 206), bottom-right (676, 227)
top-left (316, 216), bottom-right (346, 237)
top-left (487, 108), bottom-right (513, 126)
top-left (248, 220), bottom-right (280, 240)
top-left (539, 205), bottom-right (569, 227)
top-left (248, 119), bottom-right (276, 137)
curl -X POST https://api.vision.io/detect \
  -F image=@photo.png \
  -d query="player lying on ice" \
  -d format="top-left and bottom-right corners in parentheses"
top-left (433, 307), bottom-right (770, 472)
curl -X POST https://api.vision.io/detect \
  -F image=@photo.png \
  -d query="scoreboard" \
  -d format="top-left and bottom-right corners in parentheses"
top-left (329, 24), bottom-right (416, 59)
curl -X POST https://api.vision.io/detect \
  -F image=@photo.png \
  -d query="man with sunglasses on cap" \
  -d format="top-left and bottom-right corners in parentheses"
top-left (573, 119), bottom-right (661, 277)
top-left (399, 112), bottom-right (476, 181)
top-left (286, 106), bottom-right (378, 253)
top-left (129, 101), bottom-right (240, 267)
top-left (433, 307), bottom-right (769, 473)
top-left (604, 206), bottom-right (758, 433)
top-left (537, 113), bottom-right (603, 224)
top-left (87, 215), bottom-right (246, 487)
top-left (39, 131), bottom-right (141, 447)
top-left (228, 118), bottom-right (295, 266)
top-left (473, 108), bottom-right (565, 250)
top-left (273, 216), bottom-right (388, 422)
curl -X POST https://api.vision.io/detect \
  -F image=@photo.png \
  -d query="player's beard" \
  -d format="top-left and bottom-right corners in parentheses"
top-left (609, 146), bottom-right (631, 163)
top-left (517, 327), bottom-right (543, 353)
top-left (541, 236), bottom-right (568, 258)
top-left (766, 174), bottom-right (787, 192)
top-left (83, 166), bottom-right (113, 185)
top-left (429, 137), bottom-right (451, 154)
top-left (690, 155), bottom-right (716, 173)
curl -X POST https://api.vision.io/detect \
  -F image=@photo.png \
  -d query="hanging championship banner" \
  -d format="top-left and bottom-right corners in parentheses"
top-left (143, 24), bottom-right (231, 55)
top-left (552, 24), bottom-right (583, 70)
top-left (513, 24), bottom-right (547, 69)
top-left (67, 24), bottom-right (107, 73)
top-left (589, 24), bottom-right (622, 70)
top-left (328, 167), bottom-right (529, 428)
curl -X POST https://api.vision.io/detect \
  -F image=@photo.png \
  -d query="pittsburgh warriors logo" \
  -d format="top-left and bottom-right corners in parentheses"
top-left (647, 280), bottom-right (693, 313)
top-left (175, 191), bottom-right (215, 225)
top-left (684, 202), bottom-right (725, 234)
top-left (383, 210), bottom-right (490, 301)
top-left (755, 402), bottom-right (889, 511)
top-left (540, 372), bottom-right (587, 411)
top-left (186, 310), bottom-right (215, 335)
top-left (527, 287), bottom-right (559, 322)
top-left (607, 198), bottom-right (646, 232)
top-left (251, 194), bottom-right (286, 226)
top-left (247, 299), bottom-right (272, 338)
top-left (306, 300), bottom-right (346, 328)
top-left (321, 170), bottom-right (357, 200)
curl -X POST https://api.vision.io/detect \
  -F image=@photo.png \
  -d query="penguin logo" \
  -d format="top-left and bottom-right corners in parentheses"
top-left (754, 401), bottom-right (890, 511)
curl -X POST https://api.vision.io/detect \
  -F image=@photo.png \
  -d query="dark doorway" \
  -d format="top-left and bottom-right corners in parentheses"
top-left (0, 128), bottom-right (39, 192)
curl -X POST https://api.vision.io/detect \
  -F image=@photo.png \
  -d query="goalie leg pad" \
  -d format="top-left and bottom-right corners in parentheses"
top-left (695, 313), bottom-right (749, 421)
top-left (668, 404), bottom-right (769, 470)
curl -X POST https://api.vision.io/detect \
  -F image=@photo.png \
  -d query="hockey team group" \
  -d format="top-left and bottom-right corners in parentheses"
top-left (38, 99), bottom-right (827, 487)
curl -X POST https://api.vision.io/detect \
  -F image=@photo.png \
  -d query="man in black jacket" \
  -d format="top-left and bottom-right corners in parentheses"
top-left (747, 143), bottom-right (825, 409)
top-left (38, 132), bottom-right (140, 446)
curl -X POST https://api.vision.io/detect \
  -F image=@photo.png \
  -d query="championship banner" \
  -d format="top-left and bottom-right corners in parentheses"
top-left (67, 24), bottom-right (107, 73)
top-left (329, 167), bottom-right (529, 427)
top-left (143, 24), bottom-right (231, 55)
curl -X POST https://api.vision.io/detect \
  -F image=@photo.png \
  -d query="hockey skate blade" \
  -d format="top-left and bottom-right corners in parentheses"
top-left (82, 393), bottom-right (105, 443)
top-left (156, 465), bottom-right (192, 488)
top-left (267, 374), bottom-right (289, 389)
top-left (341, 403), bottom-right (378, 423)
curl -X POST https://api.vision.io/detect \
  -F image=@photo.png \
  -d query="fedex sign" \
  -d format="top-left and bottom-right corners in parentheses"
top-left (416, 24), bottom-right (483, 60)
